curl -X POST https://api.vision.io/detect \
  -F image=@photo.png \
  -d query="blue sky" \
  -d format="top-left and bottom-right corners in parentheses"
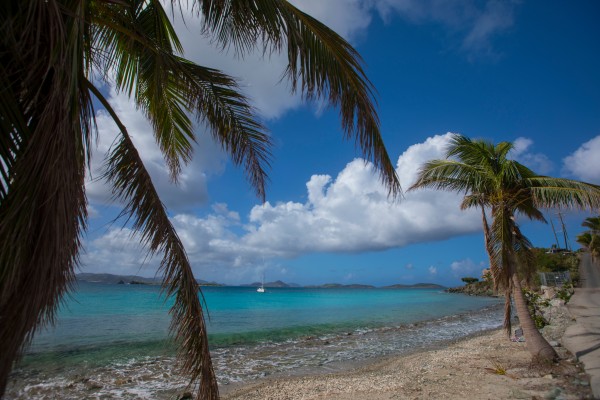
top-left (83, 0), bottom-right (600, 287)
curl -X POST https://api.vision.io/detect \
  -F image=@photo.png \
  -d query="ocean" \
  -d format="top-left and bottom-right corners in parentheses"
top-left (6, 282), bottom-right (503, 399)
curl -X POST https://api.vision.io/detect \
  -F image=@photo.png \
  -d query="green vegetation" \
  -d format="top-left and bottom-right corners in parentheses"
top-left (531, 249), bottom-right (580, 286)
top-left (461, 277), bottom-right (479, 285)
top-left (522, 289), bottom-right (549, 329)
top-left (577, 216), bottom-right (600, 262)
top-left (556, 284), bottom-right (574, 303)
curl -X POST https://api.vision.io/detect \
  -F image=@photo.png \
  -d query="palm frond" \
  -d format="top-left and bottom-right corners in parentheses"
top-left (582, 216), bottom-right (600, 232)
top-left (93, 1), bottom-right (273, 199)
top-left (489, 206), bottom-right (516, 333)
top-left (527, 177), bottom-right (600, 210)
top-left (169, 58), bottom-right (273, 200)
top-left (409, 159), bottom-right (490, 196)
top-left (576, 231), bottom-right (592, 247)
top-left (0, 0), bottom-right (88, 394)
top-left (93, 0), bottom-right (195, 181)
top-left (89, 83), bottom-right (218, 399)
top-left (194, 0), bottom-right (401, 197)
top-left (480, 206), bottom-right (501, 294)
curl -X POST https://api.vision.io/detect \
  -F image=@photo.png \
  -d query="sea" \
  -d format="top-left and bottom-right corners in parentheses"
top-left (6, 282), bottom-right (504, 399)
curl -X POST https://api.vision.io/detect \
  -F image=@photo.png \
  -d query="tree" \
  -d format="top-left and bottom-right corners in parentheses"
top-left (461, 277), bottom-right (479, 285)
top-left (0, 1), bottom-right (401, 398)
top-left (577, 216), bottom-right (600, 261)
top-left (409, 134), bottom-right (600, 361)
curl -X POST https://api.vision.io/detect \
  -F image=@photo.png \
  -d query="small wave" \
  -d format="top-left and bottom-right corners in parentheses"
top-left (7, 303), bottom-right (503, 399)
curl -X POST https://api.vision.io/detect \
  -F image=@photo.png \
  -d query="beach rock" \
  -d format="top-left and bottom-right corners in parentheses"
top-left (550, 298), bottom-right (565, 307)
top-left (545, 387), bottom-right (566, 400)
top-left (446, 281), bottom-right (496, 297)
top-left (85, 380), bottom-right (102, 390)
top-left (542, 287), bottom-right (556, 300)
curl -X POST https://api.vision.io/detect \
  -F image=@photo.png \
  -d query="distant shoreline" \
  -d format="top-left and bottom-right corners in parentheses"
top-left (75, 273), bottom-right (446, 290)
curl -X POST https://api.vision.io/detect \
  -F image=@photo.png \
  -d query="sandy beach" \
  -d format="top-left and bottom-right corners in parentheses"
top-left (222, 329), bottom-right (593, 400)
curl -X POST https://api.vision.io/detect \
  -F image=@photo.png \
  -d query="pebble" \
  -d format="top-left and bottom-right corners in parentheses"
top-left (85, 381), bottom-right (103, 390)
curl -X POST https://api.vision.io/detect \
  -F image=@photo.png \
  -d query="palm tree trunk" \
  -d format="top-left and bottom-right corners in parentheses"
top-left (511, 273), bottom-right (558, 361)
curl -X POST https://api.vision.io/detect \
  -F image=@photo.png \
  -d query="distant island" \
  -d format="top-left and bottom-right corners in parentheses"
top-left (76, 273), bottom-right (223, 286)
top-left (76, 273), bottom-right (445, 289)
top-left (304, 283), bottom-right (376, 289)
top-left (382, 283), bottom-right (446, 289)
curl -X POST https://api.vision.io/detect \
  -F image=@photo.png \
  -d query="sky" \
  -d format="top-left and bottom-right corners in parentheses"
top-left (83, 0), bottom-right (600, 287)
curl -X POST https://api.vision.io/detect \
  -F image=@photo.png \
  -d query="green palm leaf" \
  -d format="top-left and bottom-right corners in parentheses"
top-left (90, 83), bottom-right (218, 397)
top-left (195, 0), bottom-right (401, 196)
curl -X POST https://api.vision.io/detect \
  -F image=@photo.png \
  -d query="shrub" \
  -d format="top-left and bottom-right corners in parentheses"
top-left (522, 288), bottom-right (548, 329)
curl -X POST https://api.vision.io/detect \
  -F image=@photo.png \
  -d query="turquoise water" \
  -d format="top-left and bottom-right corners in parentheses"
top-left (7, 282), bottom-right (503, 399)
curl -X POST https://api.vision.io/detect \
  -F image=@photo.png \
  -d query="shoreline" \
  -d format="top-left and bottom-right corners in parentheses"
top-left (219, 327), bottom-right (499, 395)
top-left (222, 328), bottom-right (593, 400)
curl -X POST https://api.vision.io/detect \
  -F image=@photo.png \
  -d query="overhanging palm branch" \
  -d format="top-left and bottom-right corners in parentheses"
top-left (195, 0), bottom-right (401, 196)
top-left (1, 0), bottom-right (402, 398)
top-left (92, 84), bottom-right (217, 396)
top-left (0, 0), bottom-right (90, 392)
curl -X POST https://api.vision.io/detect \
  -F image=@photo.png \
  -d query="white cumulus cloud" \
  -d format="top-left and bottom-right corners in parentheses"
top-left (373, 0), bottom-right (517, 55)
top-left (82, 133), bottom-right (482, 278)
top-left (86, 87), bottom-right (226, 212)
top-left (449, 258), bottom-right (481, 278)
top-left (511, 137), bottom-right (553, 174)
top-left (562, 135), bottom-right (600, 184)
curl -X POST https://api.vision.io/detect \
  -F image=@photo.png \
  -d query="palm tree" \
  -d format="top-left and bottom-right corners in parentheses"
top-left (577, 216), bottom-right (600, 261)
top-left (409, 134), bottom-right (600, 361)
top-left (581, 216), bottom-right (600, 233)
top-left (0, 1), bottom-right (401, 398)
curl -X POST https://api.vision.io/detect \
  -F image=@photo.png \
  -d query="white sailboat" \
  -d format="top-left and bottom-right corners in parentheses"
top-left (257, 273), bottom-right (265, 293)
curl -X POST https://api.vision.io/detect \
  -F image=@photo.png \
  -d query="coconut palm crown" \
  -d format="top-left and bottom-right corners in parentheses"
top-left (409, 134), bottom-right (600, 361)
top-left (0, 1), bottom-right (401, 398)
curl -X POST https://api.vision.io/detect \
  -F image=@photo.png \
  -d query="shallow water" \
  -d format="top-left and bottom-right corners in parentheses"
top-left (6, 283), bottom-right (503, 399)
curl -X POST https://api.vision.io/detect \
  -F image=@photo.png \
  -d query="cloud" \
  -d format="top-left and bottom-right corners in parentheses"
top-left (86, 87), bottom-right (227, 212)
top-left (83, 228), bottom-right (158, 276)
top-left (82, 133), bottom-right (482, 278)
top-left (289, 0), bottom-right (372, 41)
top-left (167, 0), bottom-right (515, 124)
top-left (428, 266), bottom-right (438, 275)
top-left (461, 0), bottom-right (516, 54)
top-left (84, 2), bottom-right (375, 212)
top-left (243, 133), bottom-right (480, 257)
top-left (449, 258), bottom-right (480, 278)
top-left (562, 135), bottom-right (600, 184)
top-left (373, 0), bottom-right (518, 55)
top-left (86, 1), bottom-right (520, 212)
top-left (510, 137), bottom-right (553, 174)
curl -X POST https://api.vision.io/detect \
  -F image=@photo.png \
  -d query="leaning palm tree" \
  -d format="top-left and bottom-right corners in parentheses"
top-left (409, 134), bottom-right (600, 361)
top-left (0, 1), bottom-right (401, 398)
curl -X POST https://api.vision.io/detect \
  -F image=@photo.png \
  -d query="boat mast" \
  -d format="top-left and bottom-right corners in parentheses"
top-left (550, 218), bottom-right (560, 249)
top-left (558, 212), bottom-right (571, 251)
